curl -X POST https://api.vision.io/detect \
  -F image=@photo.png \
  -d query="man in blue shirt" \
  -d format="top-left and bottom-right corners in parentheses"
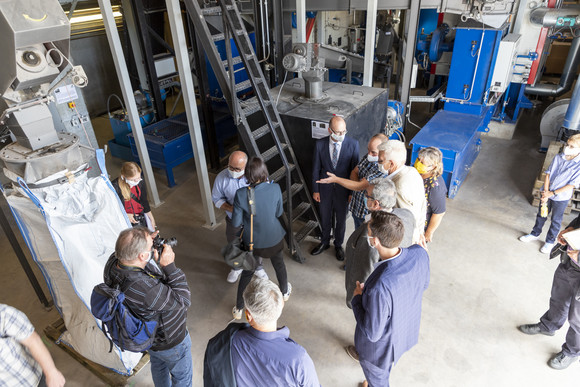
top-left (212, 151), bottom-right (266, 282)
top-left (204, 278), bottom-right (320, 387)
top-left (352, 211), bottom-right (430, 387)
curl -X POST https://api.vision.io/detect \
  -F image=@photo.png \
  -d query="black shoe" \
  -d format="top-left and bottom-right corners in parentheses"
top-left (518, 323), bottom-right (555, 336)
top-left (336, 246), bottom-right (345, 261)
top-left (311, 243), bottom-right (330, 255)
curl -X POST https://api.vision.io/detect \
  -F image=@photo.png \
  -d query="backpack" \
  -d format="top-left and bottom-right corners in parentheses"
top-left (90, 282), bottom-right (158, 353)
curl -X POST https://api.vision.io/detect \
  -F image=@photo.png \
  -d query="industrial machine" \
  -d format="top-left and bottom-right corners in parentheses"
top-left (278, 42), bottom-right (399, 196)
top-left (0, 0), bottom-right (141, 375)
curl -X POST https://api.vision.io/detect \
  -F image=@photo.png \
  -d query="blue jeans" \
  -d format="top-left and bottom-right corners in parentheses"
top-left (531, 199), bottom-right (568, 243)
top-left (149, 332), bottom-right (193, 387)
top-left (352, 214), bottom-right (365, 230)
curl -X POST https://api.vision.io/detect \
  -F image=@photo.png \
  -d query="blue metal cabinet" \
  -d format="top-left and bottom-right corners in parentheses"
top-left (128, 113), bottom-right (194, 187)
top-left (410, 107), bottom-right (492, 198)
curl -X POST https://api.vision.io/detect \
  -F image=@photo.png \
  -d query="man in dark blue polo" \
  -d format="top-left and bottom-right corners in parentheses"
top-left (352, 211), bottom-right (430, 386)
top-left (204, 277), bottom-right (320, 386)
top-left (311, 116), bottom-right (359, 261)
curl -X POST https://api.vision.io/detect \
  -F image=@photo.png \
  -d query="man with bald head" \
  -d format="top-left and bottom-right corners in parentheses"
top-left (311, 116), bottom-right (360, 261)
top-left (212, 151), bottom-right (267, 282)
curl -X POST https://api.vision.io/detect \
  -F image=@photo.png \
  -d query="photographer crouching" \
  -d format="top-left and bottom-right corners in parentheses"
top-left (104, 226), bottom-right (192, 386)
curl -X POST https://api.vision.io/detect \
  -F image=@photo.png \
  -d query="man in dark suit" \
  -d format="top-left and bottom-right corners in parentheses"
top-left (311, 116), bottom-right (359, 261)
top-left (352, 211), bottom-right (430, 387)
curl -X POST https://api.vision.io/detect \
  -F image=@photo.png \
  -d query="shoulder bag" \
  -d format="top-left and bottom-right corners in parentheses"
top-left (222, 187), bottom-right (257, 270)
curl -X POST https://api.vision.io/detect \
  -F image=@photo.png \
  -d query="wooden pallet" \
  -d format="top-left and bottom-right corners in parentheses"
top-left (44, 319), bottom-right (150, 387)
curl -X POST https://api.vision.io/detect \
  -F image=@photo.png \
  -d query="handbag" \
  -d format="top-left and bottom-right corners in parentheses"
top-left (222, 187), bottom-right (257, 271)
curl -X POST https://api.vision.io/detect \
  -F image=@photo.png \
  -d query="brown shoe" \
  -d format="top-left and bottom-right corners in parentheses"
top-left (346, 345), bottom-right (359, 362)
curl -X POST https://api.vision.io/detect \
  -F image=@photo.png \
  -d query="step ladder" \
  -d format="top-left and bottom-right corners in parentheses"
top-left (183, 0), bottom-right (321, 263)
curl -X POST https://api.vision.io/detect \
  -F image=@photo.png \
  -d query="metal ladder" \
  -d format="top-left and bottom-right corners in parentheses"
top-left (183, 0), bottom-right (321, 263)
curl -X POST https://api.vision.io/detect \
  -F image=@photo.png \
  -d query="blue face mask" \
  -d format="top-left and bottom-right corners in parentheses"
top-left (363, 196), bottom-right (368, 210)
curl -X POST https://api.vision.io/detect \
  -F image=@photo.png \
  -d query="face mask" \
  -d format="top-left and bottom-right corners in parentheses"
top-left (379, 163), bottom-right (389, 175)
top-left (229, 169), bottom-right (244, 179)
top-left (124, 176), bottom-right (141, 188)
top-left (331, 133), bottom-right (345, 142)
top-left (414, 159), bottom-right (430, 175)
top-left (367, 154), bottom-right (379, 163)
top-left (364, 213), bottom-right (371, 222)
top-left (564, 146), bottom-right (580, 157)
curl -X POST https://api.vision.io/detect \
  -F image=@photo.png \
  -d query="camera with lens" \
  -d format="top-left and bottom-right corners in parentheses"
top-left (152, 234), bottom-right (178, 257)
top-left (133, 214), bottom-right (146, 226)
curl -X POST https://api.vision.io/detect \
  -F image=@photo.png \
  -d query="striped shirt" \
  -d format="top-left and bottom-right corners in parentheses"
top-left (104, 255), bottom-right (191, 351)
top-left (0, 304), bottom-right (42, 387)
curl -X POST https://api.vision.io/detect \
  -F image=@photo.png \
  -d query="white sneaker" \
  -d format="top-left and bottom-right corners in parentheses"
top-left (540, 242), bottom-right (554, 254)
top-left (254, 268), bottom-right (268, 279)
top-left (227, 269), bottom-right (242, 283)
top-left (283, 283), bottom-right (292, 302)
top-left (519, 234), bottom-right (539, 243)
top-left (232, 306), bottom-right (243, 320)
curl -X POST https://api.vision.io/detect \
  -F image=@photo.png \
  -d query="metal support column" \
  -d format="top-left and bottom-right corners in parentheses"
top-left (272, 0), bottom-right (285, 85)
top-left (188, 19), bottom-right (220, 171)
top-left (121, 0), bottom-right (149, 91)
top-left (400, 0), bottom-right (421, 130)
top-left (99, 0), bottom-right (162, 207)
top-left (295, 0), bottom-right (306, 43)
top-left (130, 0), bottom-right (167, 120)
top-left (166, 0), bottom-right (218, 229)
top-left (363, 0), bottom-right (378, 86)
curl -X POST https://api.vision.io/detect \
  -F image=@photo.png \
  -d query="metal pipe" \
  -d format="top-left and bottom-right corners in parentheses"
top-left (529, 6), bottom-right (580, 27)
top-left (525, 35), bottom-right (580, 96)
top-left (363, 0), bottom-right (378, 86)
top-left (564, 72), bottom-right (580, 130)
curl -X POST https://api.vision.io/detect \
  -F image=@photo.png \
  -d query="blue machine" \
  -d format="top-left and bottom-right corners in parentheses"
top-left (127, 113), bottom-right (194, 187)
top-left (411, 22), bottom-right (508, 198)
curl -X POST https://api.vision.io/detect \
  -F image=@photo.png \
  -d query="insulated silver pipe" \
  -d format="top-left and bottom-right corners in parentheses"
top-left (529, 6), bottom-right (580, 27)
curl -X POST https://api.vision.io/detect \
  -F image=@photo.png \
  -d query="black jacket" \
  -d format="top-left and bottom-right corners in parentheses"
top-left (203, 323), bottom-right (249, 387)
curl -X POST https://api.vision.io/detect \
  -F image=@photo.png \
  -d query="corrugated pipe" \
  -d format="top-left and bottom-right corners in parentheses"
top-left (525, 6), bottom-right (580, 97)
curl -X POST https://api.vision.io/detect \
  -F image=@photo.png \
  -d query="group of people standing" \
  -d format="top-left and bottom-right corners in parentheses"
top-left (207, 115), bottom-right (447, 386)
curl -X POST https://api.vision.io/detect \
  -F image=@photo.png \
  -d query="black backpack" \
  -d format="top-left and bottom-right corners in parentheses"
top-left (91, 282), bottom-right (158, 353)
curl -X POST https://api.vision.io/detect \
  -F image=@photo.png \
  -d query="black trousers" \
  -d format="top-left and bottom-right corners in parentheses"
top-left (236, 249), bottom-right (288, 309)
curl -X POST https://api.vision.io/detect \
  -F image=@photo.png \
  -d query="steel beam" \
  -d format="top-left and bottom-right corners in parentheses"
top-left (98, 0), bottom-right (161, 206)
top-left (400, 0), bottom-right (421, 130)
top-left (296, 0), bottom-right (306, 44)
top-left (165, 0), bottom-right (218, 229)
top-left (363, 0), bottom-right (378, 87)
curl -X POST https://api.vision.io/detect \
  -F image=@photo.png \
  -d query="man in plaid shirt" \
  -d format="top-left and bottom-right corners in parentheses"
top-left (348, 134), bottom-right (389, 229)
top-left (0, 304), bottom-right (65, 387)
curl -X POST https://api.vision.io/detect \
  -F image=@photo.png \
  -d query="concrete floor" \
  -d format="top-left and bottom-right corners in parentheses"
top-left (2, 102), bottom-right (580, 386)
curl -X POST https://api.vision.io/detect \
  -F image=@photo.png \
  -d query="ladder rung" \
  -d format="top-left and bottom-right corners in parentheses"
top-left (283, 183), bottom-right (304, 204)
top-left (201, 6), bottom-right (221, 15)
top-left (295, 220), bottom-right (318, 243)
top-left (252, 124), bottom-right (270, 140)
top-left (212, 33), bottom-right (225, 42)
top-left (241, 98), bottom-right (271, 116)
top-left (292, 202), bottom-right (311, 222)
top-left (271, 164), bottom-right (294, 183)
top-left (222, 56), bottom-right (243, 67)
top-left (235, 80), bottom-right (252, 92)
top-left (261, 143), bottom-right (288, 162)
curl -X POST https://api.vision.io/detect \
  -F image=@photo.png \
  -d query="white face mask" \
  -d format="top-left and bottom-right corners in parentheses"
top-left (379, 164), bottom-right (389, 175)
top-left (367, 154), bottom-right (379, 163)
top-left (331, 133), bottom-right (345, 142)
top-left (564, 145), bottom-right (580, 157)
top-left (229, 169), bottom-right (244, 179)
top-left (124, 176), bottom-right (141, 188)
top-left (364, 213), bottom-right (372, 222)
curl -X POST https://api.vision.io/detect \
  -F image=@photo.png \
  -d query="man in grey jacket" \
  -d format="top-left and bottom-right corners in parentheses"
top-left (344, 178), bottom-right (415, 361)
